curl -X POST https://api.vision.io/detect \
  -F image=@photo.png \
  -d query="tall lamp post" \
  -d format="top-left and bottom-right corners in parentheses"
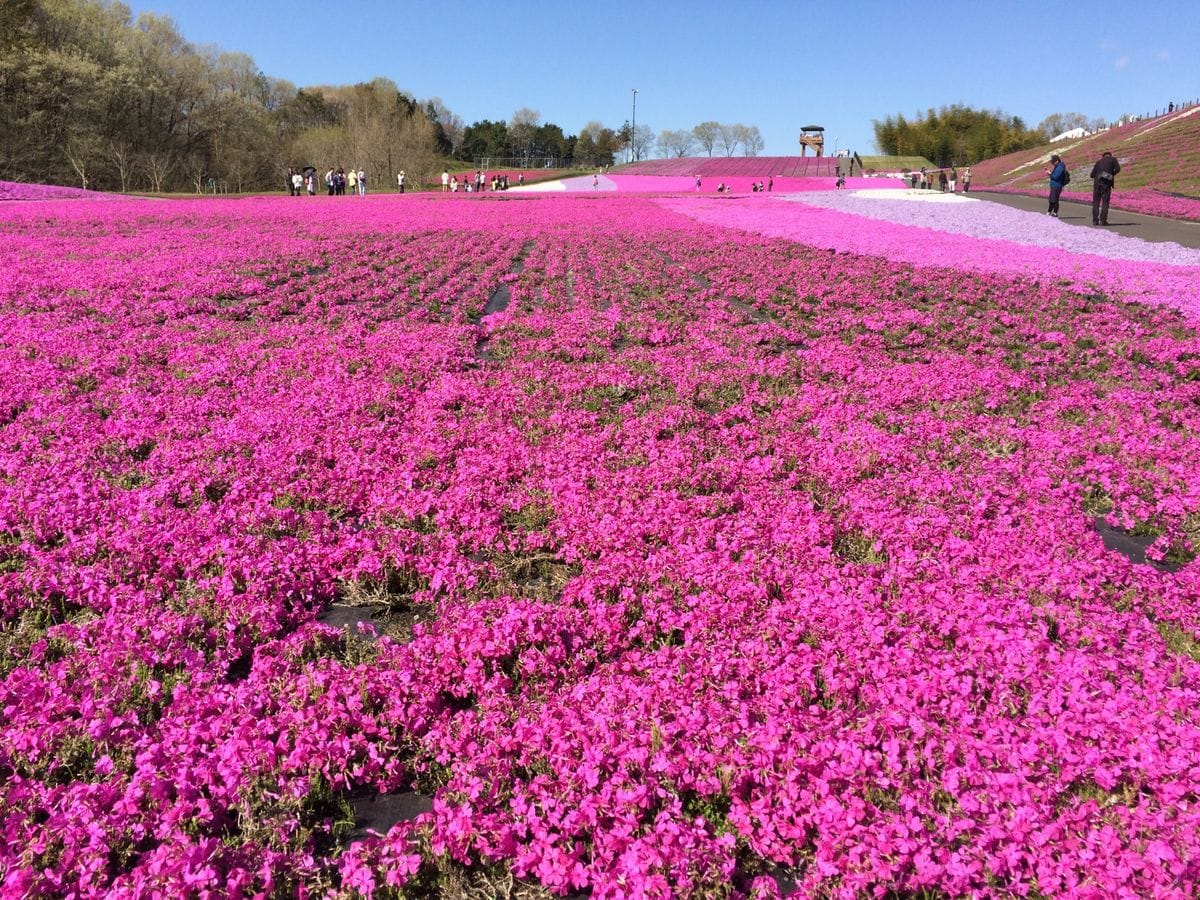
top-left (631, 88), bottom-right (638, 163)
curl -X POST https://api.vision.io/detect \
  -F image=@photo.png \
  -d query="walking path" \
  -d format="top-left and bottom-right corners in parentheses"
top-left (971, 190), bottom-right (1200, 249)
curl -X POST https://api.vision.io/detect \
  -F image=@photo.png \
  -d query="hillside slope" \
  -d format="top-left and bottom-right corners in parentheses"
top-left (971, 106), bottom-right (1200, 197)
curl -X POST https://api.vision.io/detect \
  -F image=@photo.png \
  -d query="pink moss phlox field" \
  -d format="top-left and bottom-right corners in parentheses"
top-left (554, 175), bottom-right (896, 194)
top-left (661, 192), bottom-right (1200, 321)
top-left (2, 191), bottom-right (1200, 897)
top-left (0, 180), bottom-right (125, 202)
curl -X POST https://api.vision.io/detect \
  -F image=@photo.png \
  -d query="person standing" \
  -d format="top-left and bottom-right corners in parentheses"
top-left (592, 173), bottom-right (599, 189)
top-left (948, 167), bottom-right (957, 193)
top-left (1089, 151), bottom-right (1121, 225)
top-left (962, 167), bottom-right (971, 193)
top-left (357, 169), bottom-right (366, 195)
top-left (441, 170), bottom-right (450, 193)
top-left (287, 167), bottom-right (296, 196)
top-left (768, 175), bottom-right (773, 192)
top-left (1044, 154), bottom-right (1067, 217)
top-left (347, 169), bottom-right (357, 195)
top-left (397, 170), bottom-right (406, 193)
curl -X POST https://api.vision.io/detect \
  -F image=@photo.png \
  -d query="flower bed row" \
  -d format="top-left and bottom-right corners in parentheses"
top-left (1, 192), bottom-right (1199, 897)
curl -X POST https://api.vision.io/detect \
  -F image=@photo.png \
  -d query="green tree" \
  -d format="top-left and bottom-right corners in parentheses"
top-left (872, 104), bottom-right (1042, 166)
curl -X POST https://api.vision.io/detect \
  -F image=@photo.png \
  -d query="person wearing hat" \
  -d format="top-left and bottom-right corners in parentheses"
top-left (1044, 154), bottom-right (1068, 217)
top-left (1089, 151), bottom-right (1121, 225)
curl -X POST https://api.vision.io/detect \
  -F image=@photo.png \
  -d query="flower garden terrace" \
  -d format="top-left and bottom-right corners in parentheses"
top-left (615, 157), bottom-right (840, 179)
top-left (1, 191), bottom-right (1200, 897)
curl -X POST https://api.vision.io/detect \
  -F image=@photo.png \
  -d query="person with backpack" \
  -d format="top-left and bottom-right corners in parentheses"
top-left (1089, 151), bottom-right (1121, 225)
top-left (1044, 154), bottom-right (1069, 217)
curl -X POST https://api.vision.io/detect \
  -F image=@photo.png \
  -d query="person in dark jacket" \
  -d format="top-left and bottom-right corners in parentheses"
top-left (1044, 154), bottom-right (1068, 217)
top-left (1089, 151), bottom-right (1121, 225)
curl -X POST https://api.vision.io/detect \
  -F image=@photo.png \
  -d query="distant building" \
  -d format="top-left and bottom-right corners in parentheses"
top-left (1051, 127), bottom-right (1089, 143)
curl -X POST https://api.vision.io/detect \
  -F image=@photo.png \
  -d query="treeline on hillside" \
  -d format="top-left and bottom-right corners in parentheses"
top-left (0, 0), bottom-right (630, 193)
top-left (873, 105), bottom-right (1045, 167)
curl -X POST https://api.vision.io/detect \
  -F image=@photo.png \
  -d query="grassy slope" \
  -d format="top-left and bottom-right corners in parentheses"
top-left (970, 107), bottom-right (1200, 197)
top-left (857, 155), bottom-right (936, 173)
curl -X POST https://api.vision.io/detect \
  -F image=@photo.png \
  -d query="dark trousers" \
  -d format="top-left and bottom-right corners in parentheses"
top-left (1048, 183), bottom-right (1063, 215)
top-left (1093, 183), bottom-right (1112, 224)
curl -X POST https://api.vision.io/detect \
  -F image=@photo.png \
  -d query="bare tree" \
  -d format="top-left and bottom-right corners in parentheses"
top-left (1036, 111), bottom-right (1092, 140)
top-left (509, 106), bottom-right (540, 159)
top-left (657, 128), bottom-right (696, 158)
top-left (140, 151), bottom-right (176, 192)
top-left (717, 122), bottom-right (742, 157)
top-left (741, 125), bottom-right (765, 157)
top-left (692, 121), bottom-right (719, 157)
top-left (107, 140), bottom-right (137, 192)
top-left (185, 153), bottom-right (209, 193)
top-left (65, 135), bottom-right (102, 189)
top-left (426, 96), bottom-right (464, 154)
top-left (631, 123), bottom-right (655, 162)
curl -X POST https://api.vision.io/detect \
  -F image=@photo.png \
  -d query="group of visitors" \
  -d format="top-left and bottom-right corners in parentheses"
top-left (328, 168), bottom-right (366, 195)
top-left (692, 176), bottom-right (776, 193)
top-left (439, 170), bottom-right (519, 193)
top-left (1045, 151), bottom-right (1121, 225)
top-left (908, 166), bottom-right (970, 193)
top-left (285, 167), bottom-right (367, 196)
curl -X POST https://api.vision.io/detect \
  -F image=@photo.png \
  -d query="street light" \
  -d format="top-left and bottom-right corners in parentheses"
top-left (631, 89), bottom-right (638, 163)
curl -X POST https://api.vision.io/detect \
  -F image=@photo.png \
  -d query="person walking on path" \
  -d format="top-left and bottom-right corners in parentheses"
top-left (948, 168), bottom-right (957, 193)
top-left (1089, 151), bottom-right (1121, 225)
top-left (962, 167), bottom-right (971, 193)
top-left (1044, 154), bottom-right (1068, 217)
top-left (593, 173), bottom-right (599, 189)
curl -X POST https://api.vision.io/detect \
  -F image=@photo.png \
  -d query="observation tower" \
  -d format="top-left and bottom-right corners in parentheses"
top-left (798, 125), bottom-right (825, 157)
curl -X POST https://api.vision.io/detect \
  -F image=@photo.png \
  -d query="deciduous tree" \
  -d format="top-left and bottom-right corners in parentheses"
top-left (657, 129), bottom-right (695, 158)
top-left (692, 121), bottom-right (719, 157)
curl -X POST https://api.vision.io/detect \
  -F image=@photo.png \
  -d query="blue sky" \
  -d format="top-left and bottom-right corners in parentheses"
top-left (124, 0), bottom-right (1199, 157)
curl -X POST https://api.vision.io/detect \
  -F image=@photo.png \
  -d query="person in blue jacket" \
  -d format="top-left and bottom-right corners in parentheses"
top-left (1044, 154), bottom-right (1068, 217)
